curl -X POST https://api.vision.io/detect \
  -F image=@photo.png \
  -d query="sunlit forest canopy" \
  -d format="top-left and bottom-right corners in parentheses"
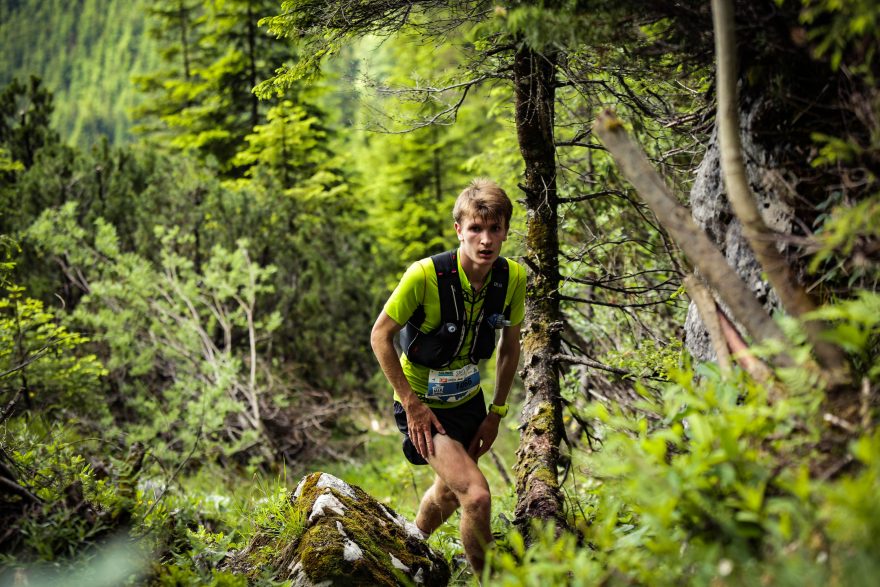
top-left (1, 0), bottom-right (879, 585)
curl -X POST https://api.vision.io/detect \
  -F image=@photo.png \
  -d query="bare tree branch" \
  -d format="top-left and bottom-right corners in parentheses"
top-left (683, 274), bottom-right (732, 376)
top-left (560, 294), bottom-right (684, 309)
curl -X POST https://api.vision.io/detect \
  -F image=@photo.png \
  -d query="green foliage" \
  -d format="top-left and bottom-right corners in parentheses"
top-left (487, 523), bottom-right (601, 586)
top-left (603, 339), bottom-right (683, 380)
top-left (483, 361), bottom-right (880, 586)
top-left (133, 0), bottom-right (294, 174)
top-left (809, 195), bottom-right (880, 281)
top-left (806, 291), bottom-right (880, 378)
top-left (3, 1), bottom-right (879, 584)
top-left (237, 481), bottom-right (307, 568)
top-left (0, 76), bottom-right (58, 170)
top-left (0, 251), bottom-right (109, 422)
top-left (793, 0), bottom-right (879, 76)
top-left (0, 146), bottom-right (25, 180)
top-left (0, 0), bottom-right (160, 146)
top-left (330, 33), bottom-right (517, 277)
top-left (26, 203), bottom-right (285, 465)
top-left (809, 131), bottom-right (865, 167)
top-left (820, 430), bottom-right (880, 572)
top-left (0, 282), bottom-right (109, 422)
top-left (231, 100), bottom-right (329, 187)
top-left (491, 2), bottom-right (603, 53)
top-left (0, 418), bottom-right (137, 569)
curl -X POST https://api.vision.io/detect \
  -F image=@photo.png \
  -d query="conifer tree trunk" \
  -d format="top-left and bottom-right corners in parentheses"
top-left (511, 43), bottom-right (566, 534)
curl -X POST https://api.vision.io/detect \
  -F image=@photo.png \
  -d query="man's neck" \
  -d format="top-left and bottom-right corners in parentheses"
top-left (458, 248), bottom-right (492, 291)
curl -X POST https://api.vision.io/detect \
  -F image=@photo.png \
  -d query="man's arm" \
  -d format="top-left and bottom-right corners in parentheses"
top-left (468, 323), bottom-right (521, 459)
top-left (370, 311), bottom-right (445, 459)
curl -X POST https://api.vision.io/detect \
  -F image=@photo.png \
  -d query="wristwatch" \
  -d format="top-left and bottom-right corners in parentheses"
top-left (488, 403), bottom-right (509, 418)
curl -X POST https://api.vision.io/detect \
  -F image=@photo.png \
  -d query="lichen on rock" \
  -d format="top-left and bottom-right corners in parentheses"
top-left (226, 472), bottom-right (450, 586)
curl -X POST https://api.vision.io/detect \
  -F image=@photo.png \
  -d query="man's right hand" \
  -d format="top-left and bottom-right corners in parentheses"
top-left (403, 398), bottom-right (446, 459)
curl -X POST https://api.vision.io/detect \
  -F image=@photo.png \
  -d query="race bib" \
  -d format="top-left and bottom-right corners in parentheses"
top-left (426, 364), bottom-right (480, 403)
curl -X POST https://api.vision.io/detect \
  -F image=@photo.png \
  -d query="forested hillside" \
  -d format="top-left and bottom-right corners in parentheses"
top-left (0, 0), bottom-right (159, 146)
top-left (1, 0), bottom-right (879, 585)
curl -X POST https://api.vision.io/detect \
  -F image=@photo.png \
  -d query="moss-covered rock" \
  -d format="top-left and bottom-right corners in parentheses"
top-left (227, 472), bottom-right (450, 586)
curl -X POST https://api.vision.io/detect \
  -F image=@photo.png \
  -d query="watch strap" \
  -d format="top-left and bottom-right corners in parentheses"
top-left (488, 403), bottom-right (509, 418)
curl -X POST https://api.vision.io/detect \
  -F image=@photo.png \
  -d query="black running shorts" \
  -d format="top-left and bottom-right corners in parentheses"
top-left (393, 391), bottom-right (487, 465)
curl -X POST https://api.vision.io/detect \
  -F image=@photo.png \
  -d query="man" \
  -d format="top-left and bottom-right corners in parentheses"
top-left (370, 179), bottom-right (526, 575)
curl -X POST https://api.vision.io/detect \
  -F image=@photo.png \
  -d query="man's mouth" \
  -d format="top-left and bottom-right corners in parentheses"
top-left (478, 249), bottom-right (494, 258)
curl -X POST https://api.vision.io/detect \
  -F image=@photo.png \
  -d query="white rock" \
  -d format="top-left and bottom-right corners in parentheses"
top-left (316, 473), bottom-right (356, 499)
top-left (405, 521), bottom-right (428, 541)
top-left (289, 562), bottom-right (310, 587)
top-left (342, 539), bottom-right (363, 562)
top-left (389, 553), bottom-right (409, 572)
top-left (413, 568), bottom-right (424, 584)
top-left (290, 561), bottom-right (333, 587)
top-left (309, 493), bottom-right (347, 522)
top-left (293, 477), bottom-right (308, 499)
top-left (379, 504), bottom-right (428, 541)
top-left (379, 504), bottom-right (402, 527)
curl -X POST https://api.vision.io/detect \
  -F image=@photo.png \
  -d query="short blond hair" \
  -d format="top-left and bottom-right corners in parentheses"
top-left (452, 179), bottom-right (513, 227)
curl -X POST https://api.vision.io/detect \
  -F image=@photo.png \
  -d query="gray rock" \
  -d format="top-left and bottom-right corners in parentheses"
top-left (685, 94), bottom-right (793, 361)
top-left (227, 472), bottom-right (450, 586)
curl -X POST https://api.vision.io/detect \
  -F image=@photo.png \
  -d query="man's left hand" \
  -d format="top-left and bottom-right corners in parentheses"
top-left (468, 413), bottom-right (501, 459)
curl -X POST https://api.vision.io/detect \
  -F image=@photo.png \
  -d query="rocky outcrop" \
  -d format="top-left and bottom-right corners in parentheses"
top-left (227, 472), bottom-right (450, 586)
top-left (685, 95), bottom-right (795, 361)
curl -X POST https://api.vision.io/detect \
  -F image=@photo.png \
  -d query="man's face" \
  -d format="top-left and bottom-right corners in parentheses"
top-left (455, 214), bottom-right (509, 269)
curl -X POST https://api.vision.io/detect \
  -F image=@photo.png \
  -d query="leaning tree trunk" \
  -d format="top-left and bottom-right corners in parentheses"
top-left (511, 43), bottom-right (566, 535)
top-left (710, 0), bottom-right (849, 382)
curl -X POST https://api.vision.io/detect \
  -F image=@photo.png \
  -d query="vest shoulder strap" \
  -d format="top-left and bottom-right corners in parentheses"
top-left (483, 256), bottom-right (510, 317)
top-left (430, 249), bottom-right (462, 325)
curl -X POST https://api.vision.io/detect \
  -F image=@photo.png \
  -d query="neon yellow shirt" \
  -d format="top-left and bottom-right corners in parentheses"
top-left (383, 251), bottom-right (526, 408)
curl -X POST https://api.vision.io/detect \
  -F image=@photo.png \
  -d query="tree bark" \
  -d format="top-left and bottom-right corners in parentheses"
top-left (711, 0), bottom-right (849, 383)
top-left (512, 43), bottom-right (566, 535)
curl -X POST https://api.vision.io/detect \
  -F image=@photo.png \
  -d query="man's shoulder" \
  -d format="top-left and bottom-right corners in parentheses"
top-left (395, 256), bottom-right (438, 294)
top-left (502, 257), bottom-right (527, 279)
top-left (407, 251), bottom-right (453, 280)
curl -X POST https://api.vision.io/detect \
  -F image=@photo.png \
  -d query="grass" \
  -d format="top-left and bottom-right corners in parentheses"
top-left (160, 398), bottom-right (523, 584)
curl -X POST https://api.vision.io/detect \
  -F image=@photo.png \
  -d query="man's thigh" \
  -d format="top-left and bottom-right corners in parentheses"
top-left (427, 434), bottom-right (489, 496)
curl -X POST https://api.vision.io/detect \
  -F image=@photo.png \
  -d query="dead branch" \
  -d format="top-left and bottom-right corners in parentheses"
top-left (683, 275), bottom-right (732, 376)
top-left (559, 294), bottom-right (685, 309)
top-left (555, 353), bottom-right (668, 382)
top-left (716, 310), bottom-right (776, 387)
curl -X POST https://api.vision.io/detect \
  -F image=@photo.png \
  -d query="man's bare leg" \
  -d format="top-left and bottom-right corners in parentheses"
top-left (425, 434), bottom-right (493, 574)
top-left (415, 475), bottom-right (459, 535)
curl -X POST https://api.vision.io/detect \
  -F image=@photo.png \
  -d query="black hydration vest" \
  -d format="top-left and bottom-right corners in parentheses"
top-left (399, 250), bottom-right (511, 370)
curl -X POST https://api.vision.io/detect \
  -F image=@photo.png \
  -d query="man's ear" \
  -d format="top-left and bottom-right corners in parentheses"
top-left (454, 222), bottom-right (462, 240)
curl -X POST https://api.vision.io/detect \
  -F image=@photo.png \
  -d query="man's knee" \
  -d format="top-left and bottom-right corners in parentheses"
top-left (460, 485), bottom-right (491, 517)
